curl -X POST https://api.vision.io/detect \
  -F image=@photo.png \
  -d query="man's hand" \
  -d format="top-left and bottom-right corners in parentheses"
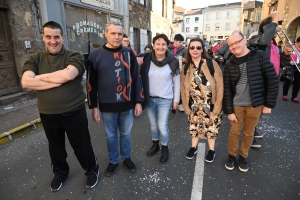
top-left (92, 107), bottom-right (101, 123)
top-left (134, 103), bottom-right (142, 116)
top-left (228, 113), bottom-right (237, 122)
top-left (270, 8), bottom-right (279, 23)
top-left (262, 106), bottom-right (272, 114)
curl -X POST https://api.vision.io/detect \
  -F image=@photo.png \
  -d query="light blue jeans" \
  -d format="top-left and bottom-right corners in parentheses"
top-left (147, 97), bottom-right (172, 146)
top-left (101, 109), bottom-right (134, 164)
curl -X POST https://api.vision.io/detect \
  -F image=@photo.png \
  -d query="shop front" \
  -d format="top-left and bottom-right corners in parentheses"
top-left (40, 0), bottom-right (129, 55)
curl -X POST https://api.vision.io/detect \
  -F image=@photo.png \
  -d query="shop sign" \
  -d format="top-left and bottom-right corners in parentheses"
top-left (72, 20), bottom-right (104, 36)
top-left (81, 0), bottom-right (114, 10)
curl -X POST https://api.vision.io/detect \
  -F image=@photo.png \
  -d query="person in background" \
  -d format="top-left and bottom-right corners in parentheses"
top-left (144, 44), bottom-right (153, 53)
top-left (168, 34), bottom-right (186, 112)
top-left (122, 34), bottom-right (137, 56)
top-left (277, 40), bottom-right (283, 50)
top-left (140, 34), bottom-right (180, 164)
top-left (87, 22), bottom-right (144, 177)
top-left (223, 30), bottom-right (278, 172)
top-left (21, 21), bottom-right (99, 192)
top-left (282, 36), bottom-right (300, 103)
top-left (248, 9), bottom-right (291, 148)
top-left (212, 40), bottom-right (224, 57)
top-left (216, 42), bottom-right (231, 72)
top-left (181, 38), bottom-right (223, 162)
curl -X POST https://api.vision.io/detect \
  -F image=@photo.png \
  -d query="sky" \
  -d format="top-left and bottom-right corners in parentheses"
top-left (175, 0), bottom-right (243, 10)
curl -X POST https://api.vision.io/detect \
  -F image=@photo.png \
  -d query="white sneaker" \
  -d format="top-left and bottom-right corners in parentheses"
top-left (178, 104), bottom-right (184, 112)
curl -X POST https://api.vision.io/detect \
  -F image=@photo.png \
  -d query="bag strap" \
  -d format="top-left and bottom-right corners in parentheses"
top-left (184, 58), bottom-right (215, 76)
top-left (206, 57), bottom-right (215, 76)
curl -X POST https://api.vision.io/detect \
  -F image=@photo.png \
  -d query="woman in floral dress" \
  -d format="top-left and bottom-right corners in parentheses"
top-left (181, 38), bottom-right (224, 162)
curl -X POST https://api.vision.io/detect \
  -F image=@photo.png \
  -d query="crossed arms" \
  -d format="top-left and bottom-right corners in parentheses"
top-left (22, 65), bottom-right (79, 90)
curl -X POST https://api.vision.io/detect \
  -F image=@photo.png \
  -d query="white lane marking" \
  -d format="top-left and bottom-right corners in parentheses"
top-left (191, 142), bottom-right (206, 200)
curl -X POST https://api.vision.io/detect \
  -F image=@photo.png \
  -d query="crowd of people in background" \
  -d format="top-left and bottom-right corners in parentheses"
top-left (21, 18), bottom-right (299, 192)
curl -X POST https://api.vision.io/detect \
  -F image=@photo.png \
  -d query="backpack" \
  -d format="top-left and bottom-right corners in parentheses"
top-left (184, 57), bottom-right (215, 76)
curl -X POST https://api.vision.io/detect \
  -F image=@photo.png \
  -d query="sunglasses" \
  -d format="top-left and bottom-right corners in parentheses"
top-left (189, 46), bottom-right (202, 50)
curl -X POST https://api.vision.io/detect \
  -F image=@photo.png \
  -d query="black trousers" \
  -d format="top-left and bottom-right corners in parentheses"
top-left (283, 70), bottom-right (300, 99)
top-left (40, 104), bottom-right (97, 180)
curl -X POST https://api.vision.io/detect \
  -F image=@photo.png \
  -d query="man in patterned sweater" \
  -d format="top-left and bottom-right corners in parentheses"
top-left (87, 21), bottom-right (144, 177)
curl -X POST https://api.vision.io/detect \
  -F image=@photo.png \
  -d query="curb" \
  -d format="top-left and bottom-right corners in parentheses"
top-left (0, 118), bottom-right (42, 145)
top-left (0, 100), bottom-right (89, 145)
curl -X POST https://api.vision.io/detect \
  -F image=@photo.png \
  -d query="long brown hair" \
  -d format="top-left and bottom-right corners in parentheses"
top-left (185, 38), bottom-right (208, 64)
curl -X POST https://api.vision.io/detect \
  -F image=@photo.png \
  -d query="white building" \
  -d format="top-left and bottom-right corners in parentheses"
top-left (202, 2), bottom-right (241, 43)
top-left (184, 8), bottom-right (205, 41)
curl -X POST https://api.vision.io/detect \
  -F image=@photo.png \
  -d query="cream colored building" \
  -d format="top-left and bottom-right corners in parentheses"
top-left (261, 0), bottom-right (300, 43)
top-left (202, 2), bottom-right (241, 43)
top-left (151, 0), bottom-right (174, 39)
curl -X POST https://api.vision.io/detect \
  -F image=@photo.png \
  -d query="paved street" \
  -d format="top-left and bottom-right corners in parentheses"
top-left (0, 82), bottom-right (299, 200)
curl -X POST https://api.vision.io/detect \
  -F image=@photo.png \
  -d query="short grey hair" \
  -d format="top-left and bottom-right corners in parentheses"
top-left (105, 21), bottom-right (123, 32)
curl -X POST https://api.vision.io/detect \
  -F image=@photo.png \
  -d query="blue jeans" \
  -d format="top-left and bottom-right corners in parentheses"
top-left (101, 109), bottom-right (134, 164)
top-left (147, 97), bottom-right (172, 146)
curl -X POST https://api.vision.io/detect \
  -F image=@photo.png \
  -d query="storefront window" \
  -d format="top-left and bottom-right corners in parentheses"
top-left (64, 4), bottom-right (108, 54)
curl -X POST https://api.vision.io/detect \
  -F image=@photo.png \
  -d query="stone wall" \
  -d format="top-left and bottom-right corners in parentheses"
top-left (129, 0), bottom-right (151, 30)
top-left (5, 0), bottom-right (44, 79)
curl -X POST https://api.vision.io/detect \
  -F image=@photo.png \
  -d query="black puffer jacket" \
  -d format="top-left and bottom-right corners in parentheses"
top-left (223, 48), bottom-right (279, 115)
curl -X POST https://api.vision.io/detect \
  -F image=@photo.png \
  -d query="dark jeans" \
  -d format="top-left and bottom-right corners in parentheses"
top-left (283, 70), bottom-right (300, 99)
top-left (40, 104), bottom-right (97, 180)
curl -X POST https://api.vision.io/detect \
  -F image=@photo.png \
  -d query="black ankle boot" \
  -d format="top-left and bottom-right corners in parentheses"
top-left (147, 140), bottom-right (160, 157)
top-left (160, 145), bottom-right (169, 163)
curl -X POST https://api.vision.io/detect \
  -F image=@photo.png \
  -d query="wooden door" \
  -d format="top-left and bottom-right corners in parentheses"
top-left (0, 9), bottom-right (21, 96)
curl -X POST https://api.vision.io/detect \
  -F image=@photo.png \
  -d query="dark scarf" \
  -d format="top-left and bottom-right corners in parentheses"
top-left (150, 50), bottom-right (179, 76)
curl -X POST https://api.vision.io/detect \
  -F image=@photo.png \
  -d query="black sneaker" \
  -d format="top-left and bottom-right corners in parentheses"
top-left (251, 138), bottom-right (261, 148)
top-left (254, 131), bottom-right (263, 139)
top-left (205, 150), bottom-right (216, 163)
top-left (186, 146), bottom-right (197, 160)
top-left (50, 174), bottom-right (66, 192)
top-left (105, 163), bottom-right (119, 177)
top-left (86, 167), bottom-right (99, 189)
top-left (123, 158), bottom-right (136, 173)
top-left (225, 155), bottom-right (236, 170)
top-left (238, 155), bottom-right (249, 172)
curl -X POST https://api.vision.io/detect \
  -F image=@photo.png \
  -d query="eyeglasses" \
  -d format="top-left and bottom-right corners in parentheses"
top-left (123, 40), bottom-right (129, 42)
top-left (189, 46), bottom-right (202, 50)
top-left (228, 38), bottom-right (244, 48)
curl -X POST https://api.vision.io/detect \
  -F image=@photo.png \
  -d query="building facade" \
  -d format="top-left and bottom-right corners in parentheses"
top-left (261, 0), bottom-right (300, 43)
top-left (171, 6), bottom-right (185, 41)
top-left (183, 9), bottom-right (205, 41)
top-left (241, 0), bottom-right (263, 38)
top-left (0, 0), bottom-right (129, 105)
top-left (129, 0), bottom-right (152, 54)
top-left (151, 0), bottom-right (174, 40)
top-left (202, 2), bottom-right (241, 43)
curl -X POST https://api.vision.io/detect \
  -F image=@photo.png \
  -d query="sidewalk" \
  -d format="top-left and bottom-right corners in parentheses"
top-left (0, 99), bottom-right (41, 145)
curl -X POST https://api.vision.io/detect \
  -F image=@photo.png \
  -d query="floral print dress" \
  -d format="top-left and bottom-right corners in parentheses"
top-left (188, 62), bottom-right (222, 139)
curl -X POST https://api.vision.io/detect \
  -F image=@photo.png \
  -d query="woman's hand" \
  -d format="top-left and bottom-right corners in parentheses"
top-left (172, 102), bottom-right (179, 110)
